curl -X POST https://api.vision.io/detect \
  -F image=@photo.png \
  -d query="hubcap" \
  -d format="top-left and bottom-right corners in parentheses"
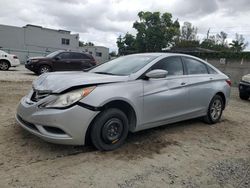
top-left (40, 66), bottom-right (49, 73)
top-left (0, 62), bottom-right (8, 70)
top-left (102, 118), bottom-right (123, 144)
top-left (210, 99), bottom-right (222, 120)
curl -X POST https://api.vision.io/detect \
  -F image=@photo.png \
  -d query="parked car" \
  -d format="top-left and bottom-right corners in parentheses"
top-left (25, 50), bottom-right (96, 75)
top-left (239, 74), bottom-right (250, 100)
top-left (0, 50), bottom-right (20, 70)
top-left (16, 53), bottom-right (231, 151)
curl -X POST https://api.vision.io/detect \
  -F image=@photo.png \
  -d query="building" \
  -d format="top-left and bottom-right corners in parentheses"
top-left (80, 46), bottom-right (109, 65)
top-left (0, 24), bottom-right (109, 63)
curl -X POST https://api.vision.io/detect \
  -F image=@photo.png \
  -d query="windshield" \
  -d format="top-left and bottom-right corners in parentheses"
top-left (89, 54), bottom-right (158, 76)
top-left (46, 51), bottom-right (63, 58)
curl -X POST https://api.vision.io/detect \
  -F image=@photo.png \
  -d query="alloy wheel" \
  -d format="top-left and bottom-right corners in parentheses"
top-left (0, 62), bottom-right (9, 70)
top-left (210, 99), bottom-right (222, 120)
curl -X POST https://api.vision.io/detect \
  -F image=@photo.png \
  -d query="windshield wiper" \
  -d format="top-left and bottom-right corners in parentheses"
top-left (94, 72), bottom-right (117, 75)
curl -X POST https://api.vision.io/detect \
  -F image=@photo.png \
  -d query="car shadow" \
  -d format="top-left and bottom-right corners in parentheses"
top-left (0, 69), bottom-right (18, 72)
top-left (14, 118), bottom-right (206, 161)
top-left (23, 72), bottom-right (37, 76)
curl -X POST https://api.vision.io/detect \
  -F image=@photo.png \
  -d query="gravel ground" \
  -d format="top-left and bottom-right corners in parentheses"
top-left (0, 66), bottom-right (36, 82)
top-left (0, 67), bottom-right (250, 188)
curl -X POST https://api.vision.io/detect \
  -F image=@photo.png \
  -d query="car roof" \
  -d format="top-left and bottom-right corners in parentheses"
top-left (125, 52), bottom-right (202, 59)
top-left (126, 52), bottom-right (196, 56)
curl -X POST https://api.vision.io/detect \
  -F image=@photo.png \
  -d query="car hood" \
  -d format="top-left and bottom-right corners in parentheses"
top-left (29, 56), bottom-right (50, 60)
top-left (242, 74), bottom-right (250, 83)
top-left (32, 71), bottom-right (129, 93)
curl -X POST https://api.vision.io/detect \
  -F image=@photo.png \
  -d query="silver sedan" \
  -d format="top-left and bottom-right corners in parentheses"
top-left (16, 53), bottom-right (231, 151)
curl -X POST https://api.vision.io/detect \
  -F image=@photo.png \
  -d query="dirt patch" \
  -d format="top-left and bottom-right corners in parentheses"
top-left (0, 69), bottom-right (250, 187)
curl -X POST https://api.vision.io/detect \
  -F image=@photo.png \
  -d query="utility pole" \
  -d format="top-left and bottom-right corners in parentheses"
top-left (206, 28), bottom-right (210, 40)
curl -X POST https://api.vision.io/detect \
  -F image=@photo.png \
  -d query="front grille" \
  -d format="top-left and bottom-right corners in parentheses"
top-left (17, 115), bottom-right (39, 132)
top-left (31, 90), bottom-right (50, 102)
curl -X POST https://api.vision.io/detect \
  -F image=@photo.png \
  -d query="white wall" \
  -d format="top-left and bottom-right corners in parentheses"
top-left (0, 25), bottom-right (25, 50)
top-left (80, 46), bottom-right (109, 64)
top-left (0, 24), bottom-right (109, 64)
top-left (24, 25), bottom-right (79, 51)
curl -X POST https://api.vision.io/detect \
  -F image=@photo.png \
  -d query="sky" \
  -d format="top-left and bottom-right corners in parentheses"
top-left (1, 0), bottom-right (250, 51)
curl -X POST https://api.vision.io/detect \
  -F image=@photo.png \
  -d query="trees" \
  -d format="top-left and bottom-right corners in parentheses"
top-left (174, 22), bottom-right (200, 49)
top-left (230, 33), bottom-right (248, 52)
top-left (216, 31), bottom-right (228, 46)
top-left (79, 41), bottom-right (94, 47)
top-left (117, 11), bottom-right (249, 54)
top-left (116, 33), bottom-right (136, 55)
top-left (180, 22), bottom-right (198, 41)
top-left (200, 31), bottom-right (231, 51)
top-left (117, 11), bottom-right (180, 54)
top-left (133, 11), bottom-right (180, 52)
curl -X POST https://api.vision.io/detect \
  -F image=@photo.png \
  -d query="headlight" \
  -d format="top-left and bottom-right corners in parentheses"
top-left (40, 87), bottom-right (96, 108)
top-left (242, 74), bottom-right (250, 83)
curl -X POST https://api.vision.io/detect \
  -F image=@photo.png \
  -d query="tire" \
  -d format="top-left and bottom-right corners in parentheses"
top-left (90, 108), bottom-right (129, 151)
top-left (38, 65), bottom-right (51, 75)
top-left (239, 92), bottom-right (249, 100)
top-left (0, 60), bottom-right (10, 71)
top-left (204, 95), bottom-right (224, 124)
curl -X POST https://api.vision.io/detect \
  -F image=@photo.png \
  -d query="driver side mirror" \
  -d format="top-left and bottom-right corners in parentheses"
top-left (145, 69), bottom-right (168, 79)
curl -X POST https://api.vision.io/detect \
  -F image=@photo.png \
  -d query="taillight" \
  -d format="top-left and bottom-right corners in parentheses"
top-left (13, 55), bottom-right (18, 59)
top-left (91, 59), bottom-right (97, 65)
top-left (226, 79), bottom-right (232, 86)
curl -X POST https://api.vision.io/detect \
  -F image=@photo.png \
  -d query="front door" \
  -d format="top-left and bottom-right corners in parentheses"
top-left (53, 52), bottom-right (73, 71)
top-left (141, 56), bottom-right (189, 129)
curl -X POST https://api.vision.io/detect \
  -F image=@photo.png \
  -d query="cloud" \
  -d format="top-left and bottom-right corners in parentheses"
top-left (0, 0), bottom-right (249, 51)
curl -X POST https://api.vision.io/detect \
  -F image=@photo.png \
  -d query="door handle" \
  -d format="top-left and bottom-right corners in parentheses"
top-left (209, 77), bottom-right (213, 80)
top-left (181, 82), bottom-right (186, 85)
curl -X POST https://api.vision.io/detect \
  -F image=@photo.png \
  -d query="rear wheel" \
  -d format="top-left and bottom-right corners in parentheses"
top-left (204, 95), bottom-right (224, 124)
top-left (0, 60), bottom-right (10, 71)
top-left (90, 108), bottom-right (129, 151)
top-left (239, 92), bottom-right (249, 100)
top-left (38, 65), bottom-right (51, 75)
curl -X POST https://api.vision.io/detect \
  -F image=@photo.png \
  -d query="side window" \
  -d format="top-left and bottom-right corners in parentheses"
top-left (151, 56), bottom-right (183, 76)
top-left (207, 66), bottom-right (218, 74)
top-left (70, 53), bottom-right (92, 59)
top-left (57, 52), bottom-right (71, 59)
top-left (79, 53), bottom-right (91, 59)
top-left (71, 53), bottom-right (82, 59)
top-left (183, 57), bottom-right (208, 75)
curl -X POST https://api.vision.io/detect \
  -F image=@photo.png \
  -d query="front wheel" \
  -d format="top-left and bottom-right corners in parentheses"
top-left (0, 61), bottom-right (10, 71)
top-left (90, 108), bottom-right (129, 151)
top-left (204, 95), bottom-right (224, 124)
top-left (239, 92), bottom-right (249, 100)
top-left (38, 65), bottom-right (51, 75)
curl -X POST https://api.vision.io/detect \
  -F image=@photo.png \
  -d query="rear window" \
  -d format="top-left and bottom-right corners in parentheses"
top-left (72, 53), bottom-right (91, 59)
top-left (183, 57), bottom-right (208, 75)
top-left (207, 66), bottom-right (218, 74)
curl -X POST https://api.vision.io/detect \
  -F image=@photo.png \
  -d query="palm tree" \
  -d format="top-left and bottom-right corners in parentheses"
top-left (229, 33), bottom-right (248, 52)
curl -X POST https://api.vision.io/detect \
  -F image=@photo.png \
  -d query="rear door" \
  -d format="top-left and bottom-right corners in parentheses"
top-left (70, 52), bottom-right (85, 70)
top-left (76, 53), bottom-right (94, 70)
top-left (182, 57), bottom-right (214, 114)
top-left (142, 56), bottom-right (189, 129)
